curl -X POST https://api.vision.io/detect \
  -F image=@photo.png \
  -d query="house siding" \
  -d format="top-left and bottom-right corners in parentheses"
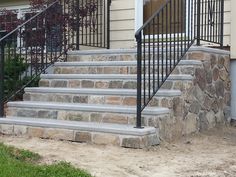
top-left (110, 0), bottom-right (136, 49)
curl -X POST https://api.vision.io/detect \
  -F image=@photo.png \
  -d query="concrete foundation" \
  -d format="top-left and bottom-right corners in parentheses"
top-left (230, 60), bottom-right (236, 120)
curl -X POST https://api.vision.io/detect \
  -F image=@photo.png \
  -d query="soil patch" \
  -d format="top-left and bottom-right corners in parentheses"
top-left (1, 127), bottom-right (236, 177)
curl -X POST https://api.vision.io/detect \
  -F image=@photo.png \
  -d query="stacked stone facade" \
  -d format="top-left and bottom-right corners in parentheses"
top-left (150, 48), bottom-right (231, 140)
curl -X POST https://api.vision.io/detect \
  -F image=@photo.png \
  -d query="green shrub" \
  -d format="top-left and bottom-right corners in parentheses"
top-left (4, 55), bottom-right (40, 100)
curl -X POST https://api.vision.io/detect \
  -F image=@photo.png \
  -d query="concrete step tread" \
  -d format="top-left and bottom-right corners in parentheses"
top-left (0, 117), bottom-right (156, 136)
top-left (7, 101), bottom-right (170, 115)
top-left (68, 49), bottom-right (137, 55)
top-left (67, 46), bottom-right (193, 56)
top-left (54, 60), bottom-right (202, 66)
top-left (67, 46), bottom-right (229, 56)
top-left (41, 74), bottom-right (193, 80)
top-left (25, 87), bottom-right (182, 97)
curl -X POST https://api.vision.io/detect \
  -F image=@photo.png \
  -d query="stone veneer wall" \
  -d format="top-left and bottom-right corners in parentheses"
top-left (160, 47), bottom-right (231, 140)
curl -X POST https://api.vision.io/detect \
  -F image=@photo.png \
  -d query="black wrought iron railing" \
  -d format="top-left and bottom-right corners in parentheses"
top-left (0, 0), bottom-right (111, 116)
top-left (65, 0), bottom-right (111, 49)
top-left (135, 0), bottom-right (224, 128)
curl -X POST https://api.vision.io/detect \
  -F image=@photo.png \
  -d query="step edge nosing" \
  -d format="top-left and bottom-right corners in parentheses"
top-left (8, 102), bottom-right (170, 115)
top-left (0, 119), bottom-right (156, 136)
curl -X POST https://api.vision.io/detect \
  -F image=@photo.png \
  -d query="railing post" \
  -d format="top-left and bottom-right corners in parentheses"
top-left (220, 0), bottom-right (224, 48)
top-left (0, 41), bottom-right (5, 117)
top-left (107, 0), bottom-right (111, 49)
top-left (76, 0), bottom-right (80, 50)
top-left (136, 33), bottom-right (142, 129)
top-left (196, 0), bottom-right (201, 45)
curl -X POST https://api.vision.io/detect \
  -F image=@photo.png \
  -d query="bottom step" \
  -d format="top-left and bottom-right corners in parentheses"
top-left (0, 117), bottom-right (159, 149)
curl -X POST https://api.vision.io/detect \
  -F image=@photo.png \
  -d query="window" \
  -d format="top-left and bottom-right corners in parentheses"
top-left (1, 4), bottom-right (63, 52)
top-left (0, 11), bottom-right (18, 32)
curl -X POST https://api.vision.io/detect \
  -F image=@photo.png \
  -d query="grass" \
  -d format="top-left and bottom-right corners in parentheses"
top-left (0, 143), bottom-right (92, 177)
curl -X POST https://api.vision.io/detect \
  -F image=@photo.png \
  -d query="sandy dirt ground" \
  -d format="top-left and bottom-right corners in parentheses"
top-left (1, 126), bottom-right (236, 177)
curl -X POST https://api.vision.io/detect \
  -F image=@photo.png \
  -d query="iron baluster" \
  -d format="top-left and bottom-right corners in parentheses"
top-left (0, 0), bottom-right (112, 116)
top-left (0, 41), bottom-right (5, 117)
top-left (135, 0), bottom-right (224, 128)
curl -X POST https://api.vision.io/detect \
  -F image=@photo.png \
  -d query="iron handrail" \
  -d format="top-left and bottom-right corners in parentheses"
top-left (0, 0), bottom-right (111, 117)
top-left (135, 0), bottom-right (170, 38)
top-left (0, 0), bottom-right (59, 42)
top-left (135, 0), bottom-right (224, 128)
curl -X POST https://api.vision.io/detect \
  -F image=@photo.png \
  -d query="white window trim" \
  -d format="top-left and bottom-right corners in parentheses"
top-left (1, 5), bottom-right (31, 19)
top-left (1, 5), bottom-right (30, 10)
top-left (1, 5), bottom-right (44, 52)
top-left (135, 0), bottom-right (143, 32)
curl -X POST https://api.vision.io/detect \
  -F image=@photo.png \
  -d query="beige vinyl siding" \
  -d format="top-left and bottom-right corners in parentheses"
top-left (110, 0), bottom-right (136, 48)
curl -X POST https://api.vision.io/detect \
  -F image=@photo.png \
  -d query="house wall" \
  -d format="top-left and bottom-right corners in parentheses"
top-left (231, 61), bottom-right (236, 120)
top-left (230, 0), bottom-right (236, 120)
top-left (110, 0), bottom-right (136, 49)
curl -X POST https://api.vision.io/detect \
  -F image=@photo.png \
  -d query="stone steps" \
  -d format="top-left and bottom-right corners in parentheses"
top-left (53, 60), bottom-right (201, 75)
top-left (2, 46), bottom-right (230, 148)
top-left (39, 74), bottom-right (193, 89)
top-left (66, 46), bottom-right (203, 62)
top-left (0, 117), bottom-right (159, 148)
top-left (7, 101), bottom-right (170, 125)
top-left (24, 87), bottom-right (181, 97)
top-left (55, 60), bottom-right (201, 66)
top-left (67, 48), bottom-right (185, 62)
top-left (23, 87), bottom-right (181, 106)
top-left (40, 74), bottom-right (193, 80)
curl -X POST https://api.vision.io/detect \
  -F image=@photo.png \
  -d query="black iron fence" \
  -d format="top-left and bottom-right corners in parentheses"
top-left (0, 0), bottom-right (111, 116)
top-left (135, 0), bottom-right (224, 128)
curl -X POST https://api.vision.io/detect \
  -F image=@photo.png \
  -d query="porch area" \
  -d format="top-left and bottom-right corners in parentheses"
top-left (0, 0), bottom-right (230, 148)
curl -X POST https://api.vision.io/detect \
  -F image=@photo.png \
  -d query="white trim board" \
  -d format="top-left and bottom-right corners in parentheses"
top-left (0, 4), bottom-right (30, 10)
top-left (0, 4), bottom-right (31, 19)
top-left (135, 0), bottom-right (143, 32)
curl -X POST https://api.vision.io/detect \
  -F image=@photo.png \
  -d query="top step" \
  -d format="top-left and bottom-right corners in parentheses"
top-left (67, 46), bottom-right (228, 62)
top-left (68, 45), bottom-right (195, 56)
top-left (68, 49), bottom-right (137, 55)
top-left (67, 47), bottom-right (192, 62)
